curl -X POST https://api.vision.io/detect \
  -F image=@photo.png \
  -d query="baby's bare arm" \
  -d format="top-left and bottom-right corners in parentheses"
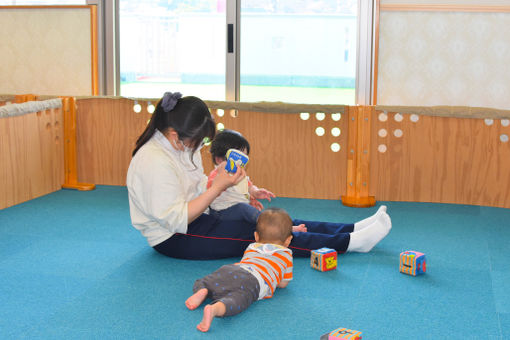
top-left (277, 280), bottom-right (289, 288)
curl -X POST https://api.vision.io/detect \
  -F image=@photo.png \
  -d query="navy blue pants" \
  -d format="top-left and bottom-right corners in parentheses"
top-left (153, 207), bottom-right (353, 260)
top-left (215, 203), bottom-right (260, 225)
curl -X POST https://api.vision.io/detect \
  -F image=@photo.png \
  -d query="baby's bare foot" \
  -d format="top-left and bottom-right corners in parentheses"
top-left (292, 224), bottom-right (307, 233)
top-left (197, 304), bottom-right (215, 332)
top-left (185, 288), bottom-right (208, 310)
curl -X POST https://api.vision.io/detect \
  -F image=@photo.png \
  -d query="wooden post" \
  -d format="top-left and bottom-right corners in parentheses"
top-left (61, 96), bottom-right (95, 191)
top-left (341, 105), bottom-right (376, 207)
top-left (90, 4), bottom-right (99, 95)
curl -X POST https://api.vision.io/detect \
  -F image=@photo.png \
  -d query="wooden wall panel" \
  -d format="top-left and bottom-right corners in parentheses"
top-left (370, 111), bottom-right (510, 207)
top-left (0, 108), bottom-right (64, 209)
top-left (4, 98), bottom-right (509, 208)
top-left (209, 110), bottom-right (348, 199)
top-left (75, 99), bottom-right (348, 199)
top-left (76, 98), bottom-right (150, 185)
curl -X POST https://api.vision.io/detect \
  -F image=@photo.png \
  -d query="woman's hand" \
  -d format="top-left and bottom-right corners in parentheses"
top-left (188, 162), bottom-right (245, 224)
top-left (210, 161), bottom-right (246, 194)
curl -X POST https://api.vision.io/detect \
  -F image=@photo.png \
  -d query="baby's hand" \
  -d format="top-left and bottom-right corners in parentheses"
top-left (251, 188), bottom-right (275, 201)
top-left (249, 197), bottom-right (264, 211)
top-left (292, 224), bottom-right (307, 233)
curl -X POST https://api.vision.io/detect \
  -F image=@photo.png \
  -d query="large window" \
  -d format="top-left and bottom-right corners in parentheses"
top-left (240, 0), bottom-right (357, 104)
top-left (117, 0), bottom-right (365, 104)
top-left (119, 0), bottom-right (226, 100)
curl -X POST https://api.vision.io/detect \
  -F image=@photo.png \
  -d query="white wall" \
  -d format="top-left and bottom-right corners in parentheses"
top-left (376, 4), bottom-right (510, 110)
top-left (0, 7), bottom-right (93, 96)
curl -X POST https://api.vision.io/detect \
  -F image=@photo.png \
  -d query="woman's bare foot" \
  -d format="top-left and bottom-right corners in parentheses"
top-left (292, 224), bottom-right (307, 233)
top-left (197, 302), bottom-right (226, 332)
top-left (185, 288), bottom-right (208, 310)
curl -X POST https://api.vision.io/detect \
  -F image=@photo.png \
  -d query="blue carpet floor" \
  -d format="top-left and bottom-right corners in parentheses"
top-left (1, 185), bottom-right (509, 339)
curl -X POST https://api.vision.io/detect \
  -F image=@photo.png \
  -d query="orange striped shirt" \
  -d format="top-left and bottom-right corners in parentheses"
top-left (239, 243), bottom-right (293, 299)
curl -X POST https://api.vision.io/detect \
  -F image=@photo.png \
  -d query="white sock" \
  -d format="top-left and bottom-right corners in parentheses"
top-left (347, 212), bottom-right (392, 253)
top-left (353, 205), bottom-right (387, 232)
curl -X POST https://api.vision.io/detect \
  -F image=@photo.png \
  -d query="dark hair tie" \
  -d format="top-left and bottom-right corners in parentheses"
top-left (161, 92), bottom-right (182, 112)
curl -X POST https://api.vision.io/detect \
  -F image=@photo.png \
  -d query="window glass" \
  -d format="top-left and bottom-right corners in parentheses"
top-left (119, 0), bottom-right (226, 100)
top-left (240, 0), bottom-right (357, 104)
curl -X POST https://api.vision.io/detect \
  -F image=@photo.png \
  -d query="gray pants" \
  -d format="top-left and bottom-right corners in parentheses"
top-left (193, 264), bottom-right (260, 317)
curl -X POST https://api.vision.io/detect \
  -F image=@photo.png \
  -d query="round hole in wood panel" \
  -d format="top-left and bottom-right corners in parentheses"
top-left (330, 143), bottom-right (341, 152)
top-left (300, 112), bottom-right (310, 120)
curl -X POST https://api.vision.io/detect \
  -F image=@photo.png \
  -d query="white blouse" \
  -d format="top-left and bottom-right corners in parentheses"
top-left (126, 130), bottom-right (208, 246)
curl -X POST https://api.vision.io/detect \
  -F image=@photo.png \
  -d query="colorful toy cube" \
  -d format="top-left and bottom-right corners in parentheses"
top-left (326, 327), bottom-right (362, 340)
top-left (225, 148), bottom-right (249, 173)
top-left (400, 250), bottom-right (426, 276)
top-left (311, 248), bottom-right (337, 271)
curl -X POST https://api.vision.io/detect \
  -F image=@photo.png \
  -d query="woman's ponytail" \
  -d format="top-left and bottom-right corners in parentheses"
top-left (132, 112), bottom-right (158, 157)
top-left (132, 93), bottom-right (181, 156)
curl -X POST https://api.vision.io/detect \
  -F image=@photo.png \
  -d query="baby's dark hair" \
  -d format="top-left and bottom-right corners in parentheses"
top-left (256, 208), bottom-right (293, 244)
top-left (209, 129), bottom-right (250, 165)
